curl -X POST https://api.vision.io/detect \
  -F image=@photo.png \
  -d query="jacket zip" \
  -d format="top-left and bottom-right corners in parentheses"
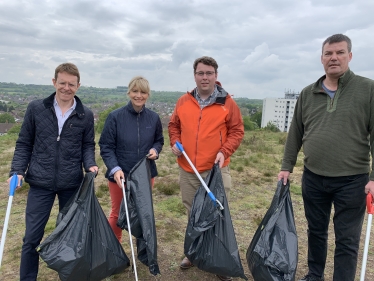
top-left (195, 110), bottom-right (202, 165)
top-left (193, 97), bottom-right (224, 167)
top-left (137, 112), bottom-right (140, 158)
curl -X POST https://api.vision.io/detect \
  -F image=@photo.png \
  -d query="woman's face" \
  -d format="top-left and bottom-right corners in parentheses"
top-left (128, 87), bottom-right (149, 112)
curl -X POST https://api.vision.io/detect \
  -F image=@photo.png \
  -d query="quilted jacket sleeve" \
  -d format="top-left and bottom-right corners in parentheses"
top-left (9, 102), bottom-right (36, 177)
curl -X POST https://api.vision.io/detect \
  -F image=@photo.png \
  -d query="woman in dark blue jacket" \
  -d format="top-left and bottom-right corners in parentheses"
top-left (99, 76), bottom-right (164, 241)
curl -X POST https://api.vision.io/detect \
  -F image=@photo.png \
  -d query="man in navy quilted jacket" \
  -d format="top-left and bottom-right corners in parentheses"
top-left (7, 62), bottom-right (98, 281)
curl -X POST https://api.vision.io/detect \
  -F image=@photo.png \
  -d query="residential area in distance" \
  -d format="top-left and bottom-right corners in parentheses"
top-left (0, 82), bottom-right (263, 135)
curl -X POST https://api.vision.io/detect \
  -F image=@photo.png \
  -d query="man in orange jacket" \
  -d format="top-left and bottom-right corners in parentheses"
top-left (168, 56), bottom-right (244, 281)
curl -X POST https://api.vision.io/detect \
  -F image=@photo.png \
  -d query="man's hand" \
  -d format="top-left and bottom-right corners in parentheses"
top-left (114, 170), bottom-right (125, 188)
top-left (89, 166), bottom-right (99, 174)
top-left (365, 180), bottom-right (374, 197)
top-left (214, 152), bottom-right (225, 168)
top-left (147, 148), bottom-right (158, 160)
top-left (171, 143), bottom-right (182, 156)
top-left (7, 174), bottom-right (23, 189)
top-left (278, 171), bottom-right (290, 185)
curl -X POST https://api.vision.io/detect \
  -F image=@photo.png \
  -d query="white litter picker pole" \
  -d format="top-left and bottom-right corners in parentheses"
top-left (176, 141), bottom-right (224, 210)
top-left (0, 174), bottom-right (19, 267)
top-left (121, 179), bottom-right (138, 281)
top-left (360, 193), bottom-right (374, 281)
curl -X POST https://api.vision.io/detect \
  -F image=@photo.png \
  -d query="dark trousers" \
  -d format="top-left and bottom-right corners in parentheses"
top-left (302, 167), bottom-right (367, 281)
top-left (20, 186), bottom-right (76, 281)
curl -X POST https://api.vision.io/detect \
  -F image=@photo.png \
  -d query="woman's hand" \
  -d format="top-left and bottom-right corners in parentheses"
top-left (114, 170), bottom-right (125, 188)
top-left (147, 148), bottom-right (158, 160)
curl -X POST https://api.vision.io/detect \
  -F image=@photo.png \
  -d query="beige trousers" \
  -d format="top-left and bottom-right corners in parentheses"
top-left (179, 165), bottom-right (232, 218)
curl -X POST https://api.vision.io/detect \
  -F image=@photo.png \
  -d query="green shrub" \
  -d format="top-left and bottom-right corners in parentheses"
top-left (243, 116), bottom-right (258, 131)
top-left (264, 121), bottom-right (280, 132)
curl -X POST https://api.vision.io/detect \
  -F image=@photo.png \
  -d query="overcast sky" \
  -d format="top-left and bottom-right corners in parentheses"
top-left (0, 0), bottom-right (373, 99)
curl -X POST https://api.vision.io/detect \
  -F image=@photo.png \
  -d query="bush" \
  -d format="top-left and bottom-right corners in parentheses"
top-left (95, 102), bottom-right (125, 133)
top-left (243, 116), bottom-right (258, 131)
top-left (0, 113), bottom-right (15, 123)
top-left (7, 123), bottom-right (22, 134)
top-left (264, 121), bottom-right (280, 132)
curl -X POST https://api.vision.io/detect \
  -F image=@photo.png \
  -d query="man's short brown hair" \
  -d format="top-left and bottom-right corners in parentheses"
top-left (322, 34), bottom-right (352, 53)
top-left (193, 56), bottom-right (218, 73)
top-left (54, 63), bottom-right (80, 83)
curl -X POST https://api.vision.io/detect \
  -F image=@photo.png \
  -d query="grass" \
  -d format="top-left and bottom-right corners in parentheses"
top-left (0, 130), bottom-right (373, 280)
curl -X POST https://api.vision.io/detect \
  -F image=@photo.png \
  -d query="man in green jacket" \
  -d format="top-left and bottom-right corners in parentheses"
top-left (278, 34), bottom-right (374, 281)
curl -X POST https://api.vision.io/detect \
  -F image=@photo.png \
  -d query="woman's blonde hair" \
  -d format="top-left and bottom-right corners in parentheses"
top-left (127, 76), bottom-right (150, 96)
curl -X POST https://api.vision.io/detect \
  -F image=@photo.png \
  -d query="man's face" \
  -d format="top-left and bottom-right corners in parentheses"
top-left (52, 72), bottom-right (80, 104)
top-left (321, 41), bottom-right (352, 79)
top-left (194, 63), bottom-right (217, 96)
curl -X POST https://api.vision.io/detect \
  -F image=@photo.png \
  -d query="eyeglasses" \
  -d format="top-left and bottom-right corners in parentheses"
top-left (195, 71), bottom-right (216, 77)
top-left (57, 82), bottom-right (78, 89)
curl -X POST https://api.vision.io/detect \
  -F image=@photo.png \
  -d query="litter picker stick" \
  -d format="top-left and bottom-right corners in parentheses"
top-left (121, 179), bottom-right (138, 281)
top-left (176, 141), bottom-right (224, 210)
top-left (360, 193), bottom-right (374, 281)
top-left (0, 173), bottom-right (18, 267)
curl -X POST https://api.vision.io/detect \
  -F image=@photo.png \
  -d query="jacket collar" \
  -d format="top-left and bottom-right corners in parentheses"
top-left (189, 83), bottom-right (228, 105)
top-left (44, 92), bottom-right (85, 118)
top-left (312, 68), bottom-right (355, 94)
top-left (126, 100), bottom-right (145, 114)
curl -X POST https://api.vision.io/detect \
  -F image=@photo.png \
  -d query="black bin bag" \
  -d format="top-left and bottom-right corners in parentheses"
top-left (117, 156), bottom-right (160, 276)
top-left (37, 172), bottom-right (130, 281)
top-left (184, 164), bottom-right (247, 280)
top-left (246, 180), bottom-right (298, 281)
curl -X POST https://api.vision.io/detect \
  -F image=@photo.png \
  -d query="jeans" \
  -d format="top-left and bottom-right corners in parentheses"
top-left (20, 186), bottom-right (76, 281)
top-left (302, 167), bottom-right (367, 281)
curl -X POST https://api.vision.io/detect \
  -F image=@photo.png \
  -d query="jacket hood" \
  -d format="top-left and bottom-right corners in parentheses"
top-left (189, 82), bottom-right (229, 105)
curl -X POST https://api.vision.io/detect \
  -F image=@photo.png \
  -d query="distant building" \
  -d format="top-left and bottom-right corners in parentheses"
top-left (261, 90), bottom-right (299, 132)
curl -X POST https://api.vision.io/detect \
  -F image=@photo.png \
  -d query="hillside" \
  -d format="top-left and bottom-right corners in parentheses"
top-left (0, 131), bottom-right (373, 280)
top-left (0, 82), bottom-right (263, 124)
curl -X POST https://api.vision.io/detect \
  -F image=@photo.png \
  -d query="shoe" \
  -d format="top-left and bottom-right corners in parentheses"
top-left (299, 274), bottom-right (324, 281)
top-left (180, 257), bottom-right (193, 269)
top-left (216, 275), bottom-right (233, 281)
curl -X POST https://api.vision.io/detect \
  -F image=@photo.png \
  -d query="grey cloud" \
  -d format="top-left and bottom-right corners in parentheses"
top-left (1, 0), bottom-right (374, 97)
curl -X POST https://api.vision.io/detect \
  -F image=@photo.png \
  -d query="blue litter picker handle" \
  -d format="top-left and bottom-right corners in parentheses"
top-left (0, 173), bottom-right (20, 267)
top-left (9, 173), bottom-right (18, 196)
top-left (176, 141), bottom-right (224, 210)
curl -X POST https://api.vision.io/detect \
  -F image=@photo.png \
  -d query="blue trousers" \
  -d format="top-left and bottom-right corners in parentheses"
top-left (20, 186), bottom-right (76, 281)
top-left (302, 167), bottom-right (368, 281)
